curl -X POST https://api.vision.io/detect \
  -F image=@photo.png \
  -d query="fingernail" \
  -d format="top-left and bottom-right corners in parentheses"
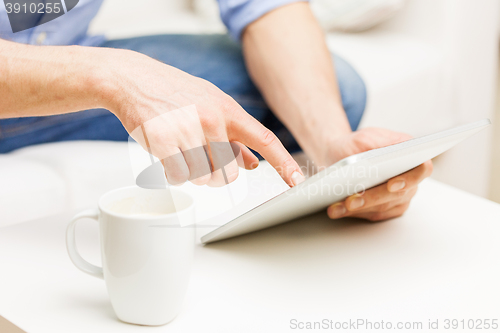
top-left (389, 180), bottom-right (406, 192)
top-left (349, 196), bottom-right (365, 210)
top-left (291, 171), bottom-right (306, 187)
top-left (328, 203), bottom-right (346, 218)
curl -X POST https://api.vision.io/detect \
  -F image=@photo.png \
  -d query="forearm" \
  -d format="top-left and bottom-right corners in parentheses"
top-left (241, 2), bottom-right (351, 165)
top-left (0, 39), bottom-right (116, 119)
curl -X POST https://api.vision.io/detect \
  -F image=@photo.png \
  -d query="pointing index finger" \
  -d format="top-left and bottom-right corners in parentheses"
top-left (230, 113), bottom-right (305, 187)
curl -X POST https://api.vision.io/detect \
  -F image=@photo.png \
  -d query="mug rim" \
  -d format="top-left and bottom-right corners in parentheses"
top-left (98, 186), bottom-right (195, 220)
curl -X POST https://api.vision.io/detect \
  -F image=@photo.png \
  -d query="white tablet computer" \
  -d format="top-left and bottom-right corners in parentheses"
top-left (201, 119), bottom-right (491, 244)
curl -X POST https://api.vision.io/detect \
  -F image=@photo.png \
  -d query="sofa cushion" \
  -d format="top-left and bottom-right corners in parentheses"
top-left (312, 0), bottom-right (407, 32)
top-left (0, 155), bottom-right (66, 227)
top-left (326, 31), bottom-right (455, 136)
top-left (11, 141), bottom-right (136, 212)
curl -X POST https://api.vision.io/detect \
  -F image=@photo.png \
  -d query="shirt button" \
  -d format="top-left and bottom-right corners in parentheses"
top-left (36, 32), bottom-right (47, 45)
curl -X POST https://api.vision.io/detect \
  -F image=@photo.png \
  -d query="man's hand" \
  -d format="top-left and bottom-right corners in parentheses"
top-left (241, 4), bottom-right (430, 221)
top-left (324, 128), bottom-right (433, 221)
top-left (0, 39), bottom-right (305, 188)
top-left (104, 50), bottom-right (305, 187)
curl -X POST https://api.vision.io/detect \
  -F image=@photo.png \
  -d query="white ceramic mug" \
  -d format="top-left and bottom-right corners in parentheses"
top-left (66, 186), bottom-right (195, 326)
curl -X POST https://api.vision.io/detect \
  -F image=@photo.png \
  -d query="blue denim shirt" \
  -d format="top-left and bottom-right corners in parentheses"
top-left (0, 0), bottom-right (307, 46)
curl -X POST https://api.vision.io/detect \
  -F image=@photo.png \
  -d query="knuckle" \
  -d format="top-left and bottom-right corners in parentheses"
top-left (176, 117), bottom-right (190, 134)
top-left (220, 95), bottom-right (242, 116)
top-left (148, 133), bottom-right (171, 154)
top-left (281, 155), bottom-right (296, 170)
top-left (274, 155), bottom-right (298, 178)
top-left (376, 203), bottom-right (391, 213)
top-left (167, 169), bottom-right (189, 185)
top-left (197, 77), bottom-right (223, 96)
top-left (260, 128), bottom-right (277, 148)
top-left (371, 190), bottom-right (383, 202)
top-left (191, 174), bottom-right (211, 186)
top-left (353, 132), bottom-right (368, 145)
top-left (199, 113), bottom-right (220, 132)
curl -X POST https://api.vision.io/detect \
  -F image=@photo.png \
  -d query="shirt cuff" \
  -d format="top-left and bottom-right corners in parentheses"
top-left (219, 0), bottom-right (309, 41)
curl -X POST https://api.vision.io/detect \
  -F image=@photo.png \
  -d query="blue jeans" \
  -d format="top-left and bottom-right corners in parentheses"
top-left (0, 34), bottom-right (366, 155)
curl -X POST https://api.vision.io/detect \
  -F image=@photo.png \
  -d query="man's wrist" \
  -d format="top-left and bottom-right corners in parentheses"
top-left (292, 103), bottom-right (352, 164)
top-left (82, 47), bottom-right (124, 115)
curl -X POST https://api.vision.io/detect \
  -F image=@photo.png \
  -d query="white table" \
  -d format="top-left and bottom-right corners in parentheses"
top-left (1, 179), bottom-right (499, 333)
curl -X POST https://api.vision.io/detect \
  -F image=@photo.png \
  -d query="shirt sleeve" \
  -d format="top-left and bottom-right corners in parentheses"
top-left (217, 0), bottom-right (309, 41)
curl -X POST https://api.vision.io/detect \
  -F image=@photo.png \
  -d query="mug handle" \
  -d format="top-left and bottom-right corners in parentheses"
top-left (66, 208), bottom-right (104, 279)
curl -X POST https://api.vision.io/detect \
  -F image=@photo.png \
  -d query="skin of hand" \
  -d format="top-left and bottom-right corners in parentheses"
top-left (0, 39), bottom-right (306, 187)
top-left (325, 128), bottom-right (434, 221)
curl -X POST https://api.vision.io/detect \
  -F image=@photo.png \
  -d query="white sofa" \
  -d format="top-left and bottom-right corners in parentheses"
top-left (0, 0), bottom-right (498, 228)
